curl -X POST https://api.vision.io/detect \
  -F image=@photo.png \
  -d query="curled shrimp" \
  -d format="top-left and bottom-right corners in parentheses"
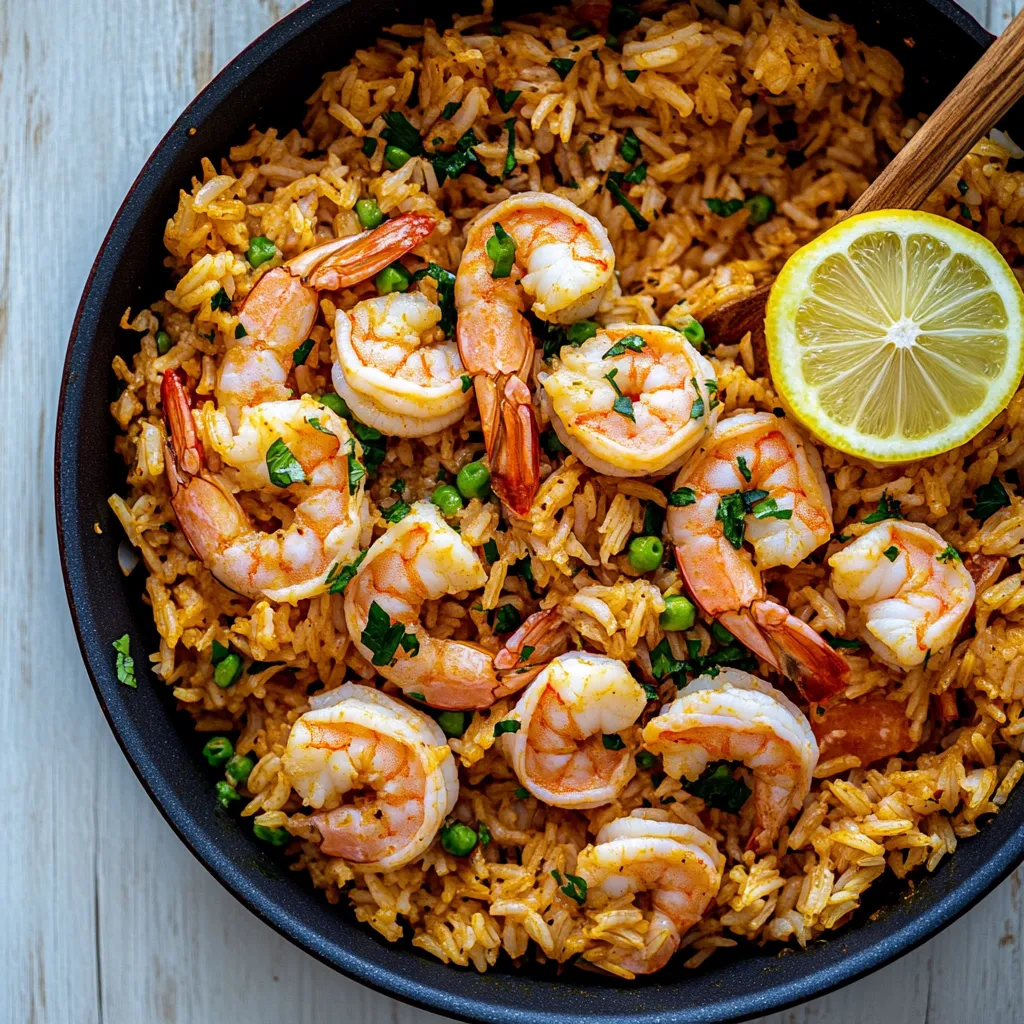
top-left (829, 521), bottom-right (975, 668)
top-left (217, 213), bottom-right (437, 419)
top-left (343, 501), bottom-right (565, 709)
top-left (162, 370), bottom-right (367, 603)
top-left (667, 411), bottom-right (848, 701)
top-left (331, 292), bottom-right (472, 437)
top-left (576, 810), bottom-right (724, 976)
top-left (498, 652), bottom-right (647, 808)
top-left (283, 683), bottom-right (458, 872)
top-left (642, 669), bottom-right (818, 853)
top-left (540, 325), bottom-right (719, 477)
top-left (455, 192), bottom-right (615, 514)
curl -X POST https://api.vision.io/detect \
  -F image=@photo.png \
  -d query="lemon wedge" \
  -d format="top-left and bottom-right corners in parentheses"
top-left (765, 210), bottom-right (1024, 462)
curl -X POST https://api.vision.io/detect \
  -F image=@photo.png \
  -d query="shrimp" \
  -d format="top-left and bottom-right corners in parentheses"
top-left (455, 192), bottom-right (616, 514)
top-left (162, 369), bottom-right (367, 603)
top-left (540, 325), bottom-right (719, 477)
top-left (667, 411), bottom-right (848, 701)
top-left (641, 669), bottom-right (818, 853)
top-left (283, 683), bottom-right (458, 871)
top-left (498, 652), bottom-right (647, 808)
top-left (216, 212), bottom-right (437, 420)
top-left (343, 501), bottom-right (565, 709)
top-left (331, 292), bottom-right (472, 437)
top-left (828, 521), bottom-right (975, 669)
top-left (576, 810), bottom-right (724, 976)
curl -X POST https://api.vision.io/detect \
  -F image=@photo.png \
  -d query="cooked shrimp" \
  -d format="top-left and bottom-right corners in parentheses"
top-left (343, 501), bottom-right (565, 709)
top-left (217, 213), bottom-right (436, 420)
top-left (498, 652), bottom-right (646, 808)
top-left (283, 683), bottom-right (458, 872)
top-left (829, 521), bottom-right (975, 668)
top-left (667, 411), bottom-right (848, 701)
top-left (162, 370), bottom-right (367, 603)
top-left (331, 292), bottom-right (472, 437)
top-left (576, 810), bottom-right (724, 976)
top-left (642, 669), bottom-right (818, 853)
top-left (540, 325), bottom-right (719, 477)
top-left (455, 192), bottom-right (615, 514)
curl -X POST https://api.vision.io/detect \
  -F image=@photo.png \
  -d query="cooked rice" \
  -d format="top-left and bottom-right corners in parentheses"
top-left (109, 0), bottom-right (1024, 977)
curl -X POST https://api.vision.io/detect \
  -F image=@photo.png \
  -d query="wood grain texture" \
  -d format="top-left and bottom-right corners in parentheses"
top-left (2, 1), bottom-right (1020, 1022)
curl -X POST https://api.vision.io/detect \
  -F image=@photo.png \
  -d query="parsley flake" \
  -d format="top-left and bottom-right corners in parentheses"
top-left (668, 487), bottom-right (696, 507)
top-left (266, 438), bottom-right (307, 488)
top-left (602, 334), bottom-right (645, 359)
top-left (863, 492), bottom-right (904, 524)
top-left (325, 550), bottom-right (366, 595)
top-left (113, 634), bottom-right (137, 688)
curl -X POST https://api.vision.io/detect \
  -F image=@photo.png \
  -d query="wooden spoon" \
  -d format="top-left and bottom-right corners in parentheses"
top-left (700, 7), bottom-right (1024, 369)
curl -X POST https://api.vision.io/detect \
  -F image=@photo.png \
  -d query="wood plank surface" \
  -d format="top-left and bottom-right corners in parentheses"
top-left (2, 0), bottom-right (1021, 1021)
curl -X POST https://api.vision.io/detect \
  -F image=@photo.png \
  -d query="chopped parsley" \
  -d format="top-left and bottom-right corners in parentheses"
top-left (602, 334), bottom-right (645, 359)
top-left (642, 499), bottom-right (666, 537)
top-left (514, 786), bottom-right (529, 798)
top-left (736, 455), bottom-right (752, 482)
top-left (292, 338), bottom-right (315, 365)
top-left (520, 645), bottom-right (535, 662)
top-left (307, 416), bottom-right (334, 436)
top-left (441, 101), bottom-right (461, 119)
top-left (210, 288), bottom-right (231, 312)
top-left (937, 544), bottom-right (961, 563)
top-left (541, 429), bottom-right (570, 457)
top-left (750, 497), bottom-right (792, 521)
top-left (361, 137), bottom-right (378, 158)
top-left (668, 486), bottom-right (697, 507)
top-left (602, 733), bottom-right (625, 750)
top-left (483, 538), bottom-right (499, 563)
top-left (606, 172), bottom-right (649, 230)
top-left (636, 750), bottom-right (657, 769)
top-left (382, 499), bottom-right (412, 523)
top-left (642, 682), bottom-right (659, 701)
top-left (971, 478), bottom-right (1011, 521)
top-left (559, 873), bottom-right (587, 905)
top-left (619, 127), bottom-right (641, 163)
top-left (862, 491), bottom-right (904, 524)
top-left (266, 438), bottom-right (307, 488)
top-left (603, 368), bottom-right (635, 421)
top-left (411, 262), bottom-right (457, 336)
top-left (234, 323), bottom-right (247, 339)
top-left (391, 479), bottom-right (406, 496)
top-left (325, 549), bottom-right (367, 595)
top-left (494, 719), bottom-right (521, 736)
top-left (494, 87), bottom-right (521, 113)
top-left (346, 439), bottom-right (366, 495)
top-left (623, 161), bottom-right (647, 184)
top-left (649, 636), bottom-right (756, 682)
top-left (883, 545), bottom-right (899, 562)
top-left (361, 601), bottom-right (417, 666)
top-left (680, 761), bottom-right (750, 812)
top-left (624, 69), bottom-right (640, 83)
top-left (493, 604), bottom-right (523, 634)
top-left (349, 421), bottom-right (387, 478)
top-left (548, 57), bottom-right (576, 80)
top-left (478, 822), bottom-right (492, 846)
top-left (501, 117), bottom-right (518, 178)
top-left (957, 178), bottom-right (969, 196)
top-left (113, 634), bottom-right (137, 688)
top-left (461, 374), bottom-right (473, 393)
top-left (429, 129), bottom-right (482, 185)
top-left (705, 197), bottom-right (745, 216)
top-left (380, 110), bottom-right (423, 156)
top-left (486, 222), bottom-right (517, 278)
top-left (715, 490), bottom-right (747, 549)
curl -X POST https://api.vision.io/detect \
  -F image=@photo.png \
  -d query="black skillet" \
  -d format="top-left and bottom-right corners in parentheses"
top-left (56, 1), bottom-right (1024, 1020)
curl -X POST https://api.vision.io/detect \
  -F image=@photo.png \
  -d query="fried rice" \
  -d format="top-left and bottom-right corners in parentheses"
top-left (108, 0), bottom-right (1024, 977)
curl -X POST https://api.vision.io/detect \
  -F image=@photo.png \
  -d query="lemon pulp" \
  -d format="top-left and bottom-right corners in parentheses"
top-left (766, 210), bottom-right (1024, 462)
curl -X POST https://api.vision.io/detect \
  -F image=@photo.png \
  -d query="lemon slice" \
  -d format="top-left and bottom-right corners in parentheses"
top-left (766, 210), bottom-right (1024, 462)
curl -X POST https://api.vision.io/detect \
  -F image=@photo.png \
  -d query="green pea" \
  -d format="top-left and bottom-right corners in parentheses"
top-left (246, 235), bottom-right (277, 268)
top-left (432, 483), bottom-right (464, 516)
top-left (155, 329), bottom-right (172, 355)
top-left (440, 821), bottom-right (478, 857)
top-left (375, 262), bottom-right (411, 295)
top-left (225, 754), bottom-right (254, 787)
top-left (659, 595), bottom-right (696, 631)
top-left (384, 144), bottom-right (412, 170)
top-left (436, 710), bottom-right (469, 738)
top-left (253, 823), bottom-right (291, 846)
top-left (215, 781), bottom-right (242, 809)
top-left (635, 750), bottom-right (657, 770)
top-left (355, 197), bottom-right (385, 230)
top-left (202, 736), bottom-right (234, 768)
top-left (744, 193), bottom-right (776, 225)
top-left (628, 535), bottom-right (663, 573)
top-left (319, 392), bottom-right (349, 418)
top-left (456, 461), bottom-right (491, 500)
top-left (213, 652), bottom-right (243, 689)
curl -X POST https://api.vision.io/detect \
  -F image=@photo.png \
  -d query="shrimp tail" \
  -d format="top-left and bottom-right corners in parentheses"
top-left (719, 601), bottom-right (849, 703)
top-left (477, 373), bottom-right (540, 517)
top-left (304, 212), bottom-right (437, 290)
top-left (494, 607), bottom-right (566, 671)
top-left (161, 368), bottom-right (203, 482)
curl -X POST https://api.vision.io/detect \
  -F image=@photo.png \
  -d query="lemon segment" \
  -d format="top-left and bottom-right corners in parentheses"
top-left (765, 210), bottom-right (1024, 462)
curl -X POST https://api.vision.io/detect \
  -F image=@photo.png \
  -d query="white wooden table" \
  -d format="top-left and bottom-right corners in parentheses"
top-left (5, 1), bottom-right (1023, 1020)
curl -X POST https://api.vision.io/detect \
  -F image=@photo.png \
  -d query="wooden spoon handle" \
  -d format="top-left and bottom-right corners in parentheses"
top-left (850, 7), bottom-right (1024, 215)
